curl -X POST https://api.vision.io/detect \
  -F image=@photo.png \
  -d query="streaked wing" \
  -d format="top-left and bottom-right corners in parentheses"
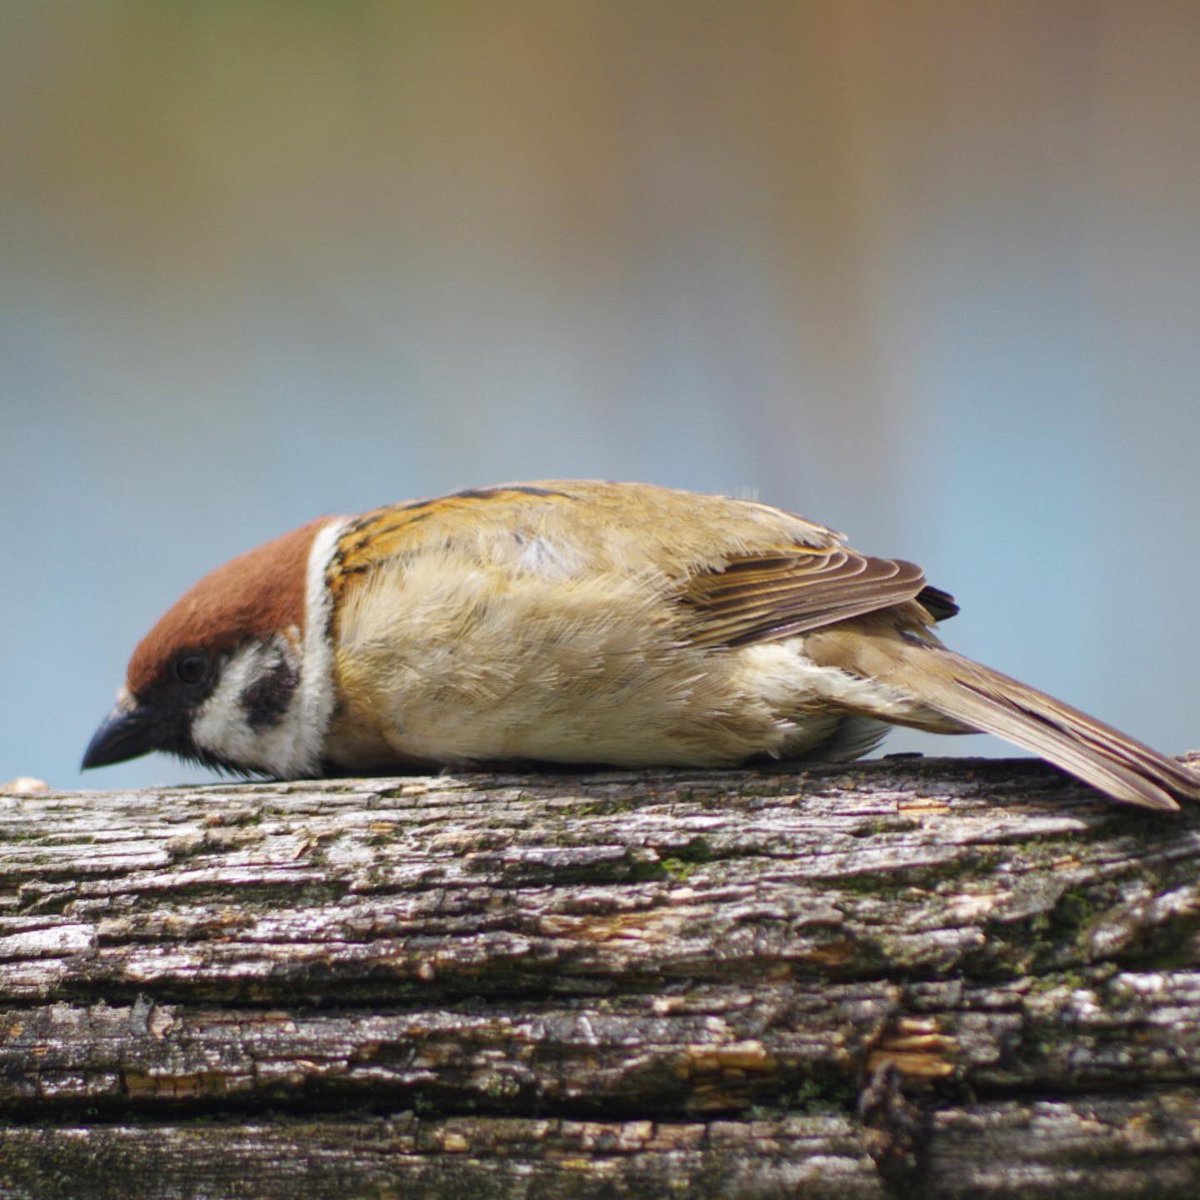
top-left (325, 481), bottom-right (956, 650)
top-left (327, 484), bottom-right (582, 609)
top-left (681, 549), bottom-right (931, 647)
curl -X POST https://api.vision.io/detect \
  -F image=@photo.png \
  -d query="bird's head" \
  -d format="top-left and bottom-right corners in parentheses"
top-left (82, 518), bottom-right (343, 778)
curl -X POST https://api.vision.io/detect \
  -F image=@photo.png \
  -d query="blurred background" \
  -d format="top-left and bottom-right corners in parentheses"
top-left (3, 1), bottom-right (1198, 791)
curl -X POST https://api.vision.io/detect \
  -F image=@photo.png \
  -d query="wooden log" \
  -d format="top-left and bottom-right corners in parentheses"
top-left (2, 754), bottom-right (1199, 1198)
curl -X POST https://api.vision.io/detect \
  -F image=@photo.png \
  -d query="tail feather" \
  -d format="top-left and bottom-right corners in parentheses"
top-left (897, 644), bottom-right (1200, 812)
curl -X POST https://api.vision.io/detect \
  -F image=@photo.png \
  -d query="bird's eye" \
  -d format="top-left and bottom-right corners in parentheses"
top-left (172, 651), bottom-right (211, 687)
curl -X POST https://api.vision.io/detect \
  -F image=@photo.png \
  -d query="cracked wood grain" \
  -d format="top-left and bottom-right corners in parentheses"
top-left (1, 754), bottom-right (1199, 1198)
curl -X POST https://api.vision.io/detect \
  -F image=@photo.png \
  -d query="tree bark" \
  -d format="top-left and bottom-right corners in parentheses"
top-left (2, 754), bottom-right (1200, 1199)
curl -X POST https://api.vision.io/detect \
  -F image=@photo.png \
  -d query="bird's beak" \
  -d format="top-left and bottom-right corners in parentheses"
top-left (81, 695), bottom-right (161, 770)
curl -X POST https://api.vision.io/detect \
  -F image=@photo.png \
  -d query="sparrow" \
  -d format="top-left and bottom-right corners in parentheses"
top-left (82, 480), bottom-right (1199, 811)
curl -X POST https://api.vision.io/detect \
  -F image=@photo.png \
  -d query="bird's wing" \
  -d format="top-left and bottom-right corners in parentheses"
top-left (679, 549), bottom-right (945, 647)
top-left (326, 481), bottom-right (957, 646)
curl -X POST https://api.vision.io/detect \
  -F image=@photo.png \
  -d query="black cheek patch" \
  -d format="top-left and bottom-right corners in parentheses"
top-left (241, 657), bottom-right (300, 730)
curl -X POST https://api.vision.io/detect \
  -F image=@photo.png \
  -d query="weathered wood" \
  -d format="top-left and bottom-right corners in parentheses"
top-left (2, 755), bottom-right (1199, 1198)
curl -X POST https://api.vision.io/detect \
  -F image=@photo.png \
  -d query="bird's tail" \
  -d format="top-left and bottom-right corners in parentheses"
top-left (806, 626), bottom-right (1200, 812)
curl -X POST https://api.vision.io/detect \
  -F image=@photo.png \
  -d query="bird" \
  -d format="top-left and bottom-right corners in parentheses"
top-left (82, 480), bottom-right (1199, 811)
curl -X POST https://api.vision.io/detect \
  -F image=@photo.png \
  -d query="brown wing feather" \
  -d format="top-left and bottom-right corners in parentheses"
top-left (328, 482), bottom-right (953, 653)
top-left (681, 550), bottom-right (931, 647)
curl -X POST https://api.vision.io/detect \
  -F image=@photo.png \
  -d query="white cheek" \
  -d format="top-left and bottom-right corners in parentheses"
top-left (191, 641), bottom-right (304, 776)
top-left (190, 517), bottom-right (349, 777)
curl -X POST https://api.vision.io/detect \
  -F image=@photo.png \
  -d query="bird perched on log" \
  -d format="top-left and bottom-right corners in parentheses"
top-left (83, 481), bottom-right (1200, 811)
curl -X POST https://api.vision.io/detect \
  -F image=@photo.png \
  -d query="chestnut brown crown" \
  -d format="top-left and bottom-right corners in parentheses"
top-left (126, 519), bottom-right (325, 696)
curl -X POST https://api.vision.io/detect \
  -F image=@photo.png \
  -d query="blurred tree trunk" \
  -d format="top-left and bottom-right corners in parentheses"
top-left (2, 755), bottom-right (1200, 1199)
